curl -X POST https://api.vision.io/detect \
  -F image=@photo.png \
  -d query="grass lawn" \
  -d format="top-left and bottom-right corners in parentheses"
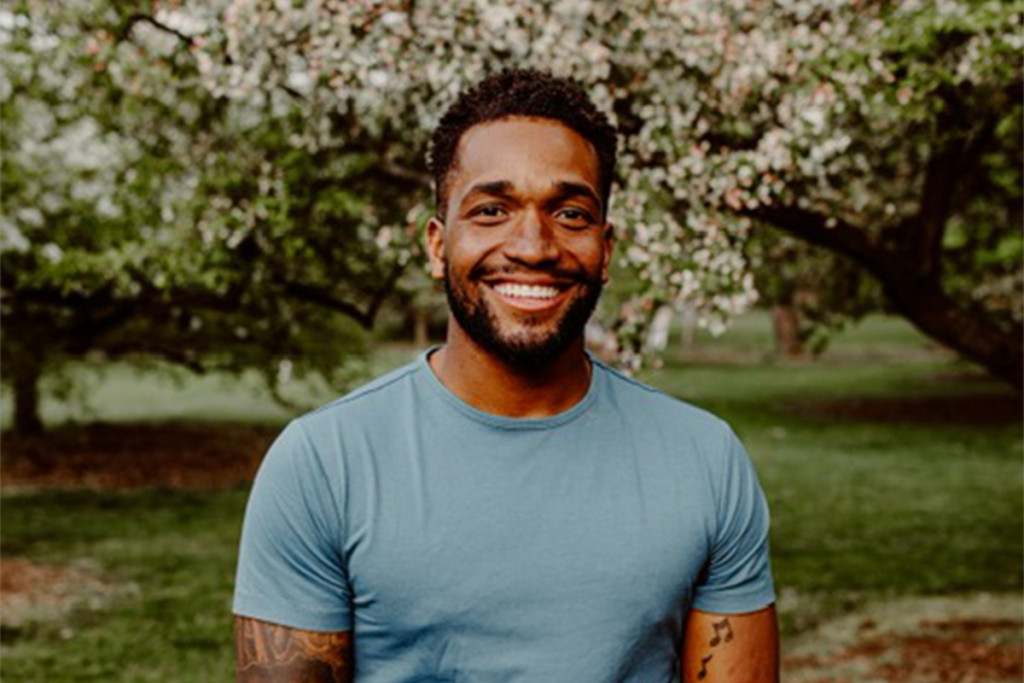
top-left (2, 313), bottom-right (1021, 680)
top-left (2, 489), bottom-right (246, 682)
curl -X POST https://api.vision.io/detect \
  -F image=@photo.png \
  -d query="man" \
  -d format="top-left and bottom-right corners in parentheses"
top-left (233, 69), bottom-right (778, 682)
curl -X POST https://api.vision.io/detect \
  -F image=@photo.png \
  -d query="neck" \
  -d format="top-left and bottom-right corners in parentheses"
top-left (429, 321), bottom-right (593, 418)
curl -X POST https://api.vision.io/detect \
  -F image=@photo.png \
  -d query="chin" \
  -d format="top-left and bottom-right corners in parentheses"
top-left (489, 331), bottom-right (579, 369)
top-left (444, 264), bottom-right (601, 368)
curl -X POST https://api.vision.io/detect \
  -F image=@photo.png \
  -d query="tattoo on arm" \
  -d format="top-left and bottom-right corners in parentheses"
top-left (697, 654), bottom-right (713, 680)
top-left (235, 616), bottom-right (353, 682)
top-left (696, 617), bottom-right (733, 681)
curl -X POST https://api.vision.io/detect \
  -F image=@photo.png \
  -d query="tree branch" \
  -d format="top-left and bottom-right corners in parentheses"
top-left (121, 13), bottom-right (198, 47)
top-left (742, 204), bottom-right (886, 278)
top-left (365, 259), bottom-right (409, 323)
top-left (283, 281), bottom-right (375, 328)
top-left (907, 93), bottom-right (1001, 282)
top-left (102, 342), bottom-right (207, 373)
top-left (743, 202), bottom-right (1023, 389)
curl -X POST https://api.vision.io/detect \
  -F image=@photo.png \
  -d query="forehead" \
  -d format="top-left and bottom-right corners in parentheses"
top-left (449, 117), bottom-right (601, 198)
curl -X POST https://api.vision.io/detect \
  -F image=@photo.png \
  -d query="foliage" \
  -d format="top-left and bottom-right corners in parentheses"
top-left (1, 1), bottom-right (411, 431)
top-left (3, 0), bottom-right (1021, 432)
top-left (746, 230), bottom-right (886, 354)
top-left (194, 0), bottom-right (1021, 378)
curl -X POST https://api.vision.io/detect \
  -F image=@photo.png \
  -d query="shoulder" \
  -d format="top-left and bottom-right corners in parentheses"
top-left (593, 358), bottom-right (733, 442)
top-left (251, 360), bottom-right (426, 497)
top-left (294, 357), bottom-right (424, 430)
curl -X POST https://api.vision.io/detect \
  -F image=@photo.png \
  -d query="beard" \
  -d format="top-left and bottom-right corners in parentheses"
top-left (443, 262), bottom-right (602, 369)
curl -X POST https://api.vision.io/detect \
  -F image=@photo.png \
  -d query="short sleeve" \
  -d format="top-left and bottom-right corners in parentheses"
top-left (691, 426), bottom-right (775, 613)
top-left (233, 420), bottom-right (352, 631)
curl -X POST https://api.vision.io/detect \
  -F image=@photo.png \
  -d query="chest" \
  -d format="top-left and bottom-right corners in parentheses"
top-left (341, 425), bottom-right (713, 641)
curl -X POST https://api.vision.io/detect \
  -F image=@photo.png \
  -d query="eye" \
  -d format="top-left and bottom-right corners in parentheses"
top-left (555, 207), bottom-right (595, 230)
top-left (470, 204), bottom-right (508, 225)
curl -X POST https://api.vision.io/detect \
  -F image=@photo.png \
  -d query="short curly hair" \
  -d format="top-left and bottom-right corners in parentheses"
top-left (428, 68), bottom-right (618, 219)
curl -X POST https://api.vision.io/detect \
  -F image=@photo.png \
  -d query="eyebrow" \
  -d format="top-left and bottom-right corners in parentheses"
top-left (549, 181), bottom-right (602, 212)
top-left (461, 180), bottom-right (602, 212)
top-left (462, 180), bottom-right (515, 203)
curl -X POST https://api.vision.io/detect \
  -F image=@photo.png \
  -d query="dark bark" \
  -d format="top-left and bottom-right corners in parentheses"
top-left (877, 269), bottom-right (1023, 390)
top-left (13, 358), bottom-right (44, 435)
top-left (413, 308), bottom-right (430, 348)
top-left (771, 303), bottom-right (804, 358)
top-left (746, 204), bottom-right (1023, 390)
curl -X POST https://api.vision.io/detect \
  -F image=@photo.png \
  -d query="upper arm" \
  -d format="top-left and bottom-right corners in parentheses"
top-left (680, 605), bottom-right (778, 683)
top-left (235, 615), bottom-right (353, 682)
top-left (693, 426), bottom-right (774, 614)
top-left (234, 421), bottom-right (352, 632)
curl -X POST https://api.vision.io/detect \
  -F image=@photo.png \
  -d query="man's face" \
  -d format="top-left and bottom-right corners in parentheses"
top-left (427, 117), bottom-right (614, 367)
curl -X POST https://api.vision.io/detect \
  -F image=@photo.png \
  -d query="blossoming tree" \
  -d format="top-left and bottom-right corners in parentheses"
top-left (2, 1), bottom-right (409, 433)
top-left (198, 0), bottom-right (1020, 382)
top-left (4, 0), bottom-right (1020, 432)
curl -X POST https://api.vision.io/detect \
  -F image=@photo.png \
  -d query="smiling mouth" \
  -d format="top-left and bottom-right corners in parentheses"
top-left (483, 279), bottom-right (574, 312)
top-left (490, 282), bottom-right (563, 300)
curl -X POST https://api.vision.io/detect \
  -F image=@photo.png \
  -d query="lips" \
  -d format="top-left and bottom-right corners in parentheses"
top-left (491, 282), bottom-right (561, 300)
top-left (482, 277), bottom-right (573, 312)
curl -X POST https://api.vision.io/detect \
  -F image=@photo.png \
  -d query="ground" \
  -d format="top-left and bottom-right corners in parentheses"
top-left (2, 422), bottom-right (276, 490)
top-left (783, 594), bottom-right (1022, 683)
top-left (2, 402), bottom-right (1021, 682)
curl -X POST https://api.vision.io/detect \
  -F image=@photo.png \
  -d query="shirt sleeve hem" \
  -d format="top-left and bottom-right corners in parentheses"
top-left (233, 594), bottom-right (352, 633)
top-left (691, 585), bottom-right (777, 615)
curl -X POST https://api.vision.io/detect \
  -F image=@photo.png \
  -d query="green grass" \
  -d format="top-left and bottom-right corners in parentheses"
top-left (2, 489), bottom-right (247, 682)
top-left (645, 314), bottom-right (1023, 633)
top-left (0, 345), bottom-right (421, 431)
top-left (678, 309), bottom-right (943, 358)
top-left (1, 314), bottom-right (1021, 679)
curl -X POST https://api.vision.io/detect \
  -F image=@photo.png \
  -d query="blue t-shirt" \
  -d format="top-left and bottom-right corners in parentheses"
top-left (234, 351), bottom-right (774, 681)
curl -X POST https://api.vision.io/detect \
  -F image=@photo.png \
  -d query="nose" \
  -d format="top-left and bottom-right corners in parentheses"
top-left (501, 207), bottom-right (560, 266)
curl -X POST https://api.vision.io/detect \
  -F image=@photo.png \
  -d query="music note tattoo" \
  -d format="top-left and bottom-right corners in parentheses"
top-left (708, 618), bottom-right (734, 647)
top-left (696, 654), bottom-right (713, 680)
top-left (694, 617), bottom-right (734, 680)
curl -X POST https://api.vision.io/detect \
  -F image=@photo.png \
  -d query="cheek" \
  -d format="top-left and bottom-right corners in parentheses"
top-left (447, 230), bottom-right (504, 265)
top-left (567, 235), bottom-right (609, 270)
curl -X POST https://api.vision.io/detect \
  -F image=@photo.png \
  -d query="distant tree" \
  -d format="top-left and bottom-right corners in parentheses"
top-left (1, 2), bottom-right (411, 433)
top-left (747, 231), bottom-right (885, 357)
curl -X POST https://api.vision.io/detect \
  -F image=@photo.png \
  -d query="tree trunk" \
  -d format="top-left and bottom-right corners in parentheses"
top-left (413, 308), bottom-right (429, 348)
top-left (746, 205), bottom-right (1024, 391)
top-left (881, 275), bottom-right (1023, 390)
top-left (13, 361), bottom-right (44, 435)
top-left (771, 303), bottom-right (804, 357)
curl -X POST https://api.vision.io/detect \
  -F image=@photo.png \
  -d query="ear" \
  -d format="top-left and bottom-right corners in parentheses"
top-left (600, 222), bottom-right (615, 283)
top-left (426, 217), bottom-right (446, 279)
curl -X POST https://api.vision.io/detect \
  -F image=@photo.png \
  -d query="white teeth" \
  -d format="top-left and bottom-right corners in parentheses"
top-left (493, 282), bottom-right (560, 299)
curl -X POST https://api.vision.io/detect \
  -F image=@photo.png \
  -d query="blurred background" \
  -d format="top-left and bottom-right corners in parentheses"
top-left (2, 1), bottom-right (1021, 681)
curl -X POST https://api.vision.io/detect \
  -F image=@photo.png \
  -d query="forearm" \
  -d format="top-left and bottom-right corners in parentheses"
top-left (235, 616), bottom-right (353, 682)
top-left (680, 605), bottom-right (779, 682)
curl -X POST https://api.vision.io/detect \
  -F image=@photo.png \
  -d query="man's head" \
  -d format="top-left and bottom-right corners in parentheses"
top-left (429, 69), bottom-right (617, 220)
top-left (426, 70), bottom-right (618, 368)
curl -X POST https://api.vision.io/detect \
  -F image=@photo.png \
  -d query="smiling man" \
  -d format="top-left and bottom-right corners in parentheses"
top-left (233, 69), bottom-right (778, 682)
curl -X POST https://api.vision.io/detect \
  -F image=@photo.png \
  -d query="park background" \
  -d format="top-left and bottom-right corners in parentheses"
top-left (2, 1), bottom-right (1021, 681)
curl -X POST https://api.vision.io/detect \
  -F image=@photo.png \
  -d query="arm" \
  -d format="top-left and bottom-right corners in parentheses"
top-left (680, 605), bottom-right (778, 683)
top-left (235, 616), bottom-right (353, 682)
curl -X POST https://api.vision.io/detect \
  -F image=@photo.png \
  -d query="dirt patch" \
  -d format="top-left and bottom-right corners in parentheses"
top-left (786, 619), bottom-right (1022, 682)
top-left (1, 422), bottom-right (278, 490)
top-left (1, 557), bottom-right (138, 630)
top-left (787, 394), bottom-right (1023, 426)
top-left (783, 595), bottom-right (1024, 683)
